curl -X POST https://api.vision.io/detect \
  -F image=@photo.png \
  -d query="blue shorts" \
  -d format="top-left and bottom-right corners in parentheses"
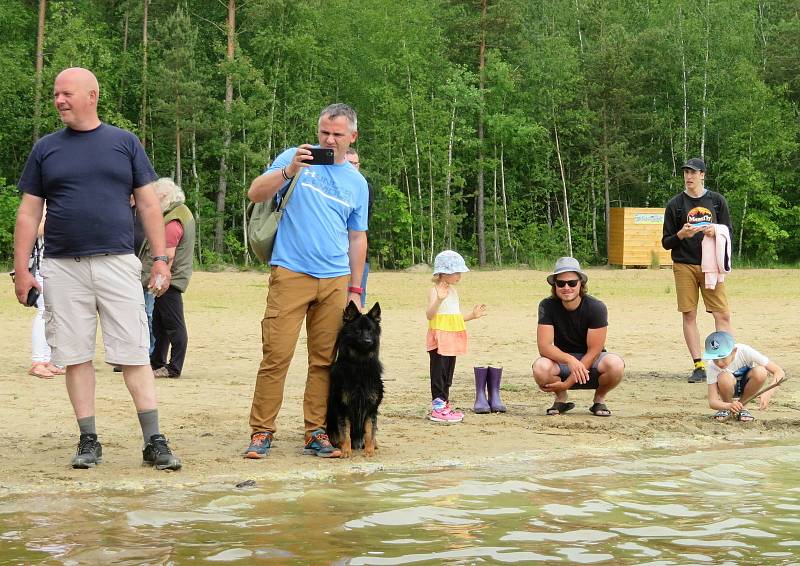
top-left (558, 352), bottom-right (608, 390)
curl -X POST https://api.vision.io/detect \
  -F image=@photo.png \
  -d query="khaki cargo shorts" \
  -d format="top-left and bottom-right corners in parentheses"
top-left (673, 262), bottom-right (730, 313)
top-left (41, 254), bottom-right (150, 367)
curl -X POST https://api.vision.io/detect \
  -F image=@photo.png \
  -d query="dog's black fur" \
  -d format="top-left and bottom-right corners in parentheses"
top-left (326, 301), bottom-right (384, 457)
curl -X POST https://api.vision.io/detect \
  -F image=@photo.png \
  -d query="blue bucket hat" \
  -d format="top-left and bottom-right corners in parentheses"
top-left (703, 331), bottom-right (735, 360)
top-left (433, 250), bottom-right (469, 275)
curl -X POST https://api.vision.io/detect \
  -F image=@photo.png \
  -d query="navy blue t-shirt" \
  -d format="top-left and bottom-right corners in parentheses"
top-left (537, 295), bottom-right (609, 354)
top-left (17, 123), bottom-right (157, 257)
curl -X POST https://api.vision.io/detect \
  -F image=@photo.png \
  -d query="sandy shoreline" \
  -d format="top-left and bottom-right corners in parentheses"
top-left (1, 268), bottom-right (798, 495)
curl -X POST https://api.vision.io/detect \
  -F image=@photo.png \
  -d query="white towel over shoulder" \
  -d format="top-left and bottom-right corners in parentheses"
top-left (701, 224), bottom-right (732, 289)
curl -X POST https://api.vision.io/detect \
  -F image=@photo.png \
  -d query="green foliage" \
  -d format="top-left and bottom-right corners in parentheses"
top-left (1, 0), bottom-right (798, 266)
top-left (0, 179), bottom-right (21, 256)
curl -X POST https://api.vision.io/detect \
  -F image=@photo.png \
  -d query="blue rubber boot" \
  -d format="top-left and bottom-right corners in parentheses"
top-left (473, 367), bottom-right (490, 414)
top-left (487, 366), bottom-right (507, 413)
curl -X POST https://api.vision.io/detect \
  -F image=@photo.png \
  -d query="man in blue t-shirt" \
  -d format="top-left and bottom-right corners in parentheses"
top-left (531, 257), bottom-right (625, 417)
top-left (13, 67), bottom-right (181, 471)
top-left (244, 103), bottom-right (369, 460)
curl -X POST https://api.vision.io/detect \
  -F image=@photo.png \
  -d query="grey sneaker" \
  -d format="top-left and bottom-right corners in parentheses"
top-left (71, 433), bottom-right (102, 468)
top-left (688, 366), bottom-right (707, 383)
top-left (303, 429), bottom-right (341, 458)
top-left (143, 434), bottom-right (182, 470)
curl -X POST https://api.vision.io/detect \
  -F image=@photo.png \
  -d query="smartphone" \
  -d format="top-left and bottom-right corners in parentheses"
top-left (307, 147), bottom-right (334, 165)
top-left (26, 286), bottom-right (40, 307)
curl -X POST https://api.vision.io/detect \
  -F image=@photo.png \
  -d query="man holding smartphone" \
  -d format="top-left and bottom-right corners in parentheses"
top-left (244, 103), bottom-right (369, 459)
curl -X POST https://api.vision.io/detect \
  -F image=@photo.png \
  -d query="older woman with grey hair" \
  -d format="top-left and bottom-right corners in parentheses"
top-left (140, 177), bottom-right (196, 378)
top-left (152, 177), bottom-right (186, 212)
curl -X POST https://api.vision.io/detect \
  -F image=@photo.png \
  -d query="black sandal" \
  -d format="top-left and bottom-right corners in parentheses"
top-left (589, 402), bottom-right (611, 417)
top-left (546, 401), bottom-right (575, 416)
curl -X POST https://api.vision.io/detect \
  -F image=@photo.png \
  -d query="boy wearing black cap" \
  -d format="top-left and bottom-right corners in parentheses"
top-left (703, 331), bottom-right (785, 422)
top-left (662, 158), bottom-right (734, 383)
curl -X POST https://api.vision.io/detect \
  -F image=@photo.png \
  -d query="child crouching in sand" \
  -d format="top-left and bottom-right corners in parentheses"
top-left (703, 331), bottom-right (785, 422)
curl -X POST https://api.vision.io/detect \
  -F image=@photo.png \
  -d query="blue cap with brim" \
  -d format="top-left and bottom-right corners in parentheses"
top-left (703, 331), bottom-right (735, 359)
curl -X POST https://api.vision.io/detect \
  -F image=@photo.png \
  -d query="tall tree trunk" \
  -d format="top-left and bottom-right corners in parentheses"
top-left (242, 124), bottom-right (250, 265)
top-left (602, 108), bottom-right (611, 256)
top-left (499, 143), bottom-right (515, 262)
top-left (191, 130), bottom-right (202, 264)
top-left (139, 0), bottom-right (150, 149)
top-left (402, 160), bottom-right (415, 265)
top-left (32, 0), bottom-right (46, 142)
top-left (476, 0), bottom-right (487, 266)
top-left (405, 59), bottom-right (425, 261)
top-left (738, 191), bottom-right (747, 261)
top-left (444, 101), bottom-right (456, 249)
top-left (175, 119), bottom-right (182, 187)
top-left (700, 0), bottom-right (709, 159)
top-left (553, 108), bottom-right (573, 257)
top-left (492, 144), bottom-right (500, 264)
top-left (427, 141), bottom-right (435, 262)
top-left (678, 7), bottom-right (688, 160)
top-left (118, 10), bottom-right (129, 111)
top-left (757, 2), bottom-right (768, 73)
top-left (591, 162), bottom-right (598, 255)
top-left (214, 0), bottom-right (236, 254)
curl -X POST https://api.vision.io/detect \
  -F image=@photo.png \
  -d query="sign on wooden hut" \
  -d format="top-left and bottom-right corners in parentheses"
top-left (608, 208), bottom-right (672, 268)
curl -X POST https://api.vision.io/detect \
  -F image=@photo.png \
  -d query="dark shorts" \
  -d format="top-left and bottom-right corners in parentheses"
top-left (732, 367), bottom-right (751, 398)
top-left (557, 352), bottom-right (607, 390)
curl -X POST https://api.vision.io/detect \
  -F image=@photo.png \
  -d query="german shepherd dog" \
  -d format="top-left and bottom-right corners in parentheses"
top-left (326, 301), bottom-right (384, 458)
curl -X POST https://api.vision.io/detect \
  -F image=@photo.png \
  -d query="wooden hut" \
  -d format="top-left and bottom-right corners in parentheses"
top-left (608, 207), bottom-right (672, 268)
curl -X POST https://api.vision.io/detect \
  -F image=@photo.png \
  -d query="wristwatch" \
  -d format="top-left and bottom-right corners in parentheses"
top-left (152, 255), bottom-right (169, 263)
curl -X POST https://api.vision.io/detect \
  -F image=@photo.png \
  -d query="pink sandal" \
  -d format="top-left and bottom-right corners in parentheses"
top-left (29, 363), bottom-right (55, 379)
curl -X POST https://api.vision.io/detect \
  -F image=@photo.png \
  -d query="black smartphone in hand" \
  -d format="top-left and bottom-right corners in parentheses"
top-left (26, 286), bottom-right (40, 307)
top-left (307, 147), bottom-right (334, 165)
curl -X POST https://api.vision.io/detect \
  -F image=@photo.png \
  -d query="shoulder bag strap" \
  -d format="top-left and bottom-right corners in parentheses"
top-left (275, 172), bottom-right (301, 213)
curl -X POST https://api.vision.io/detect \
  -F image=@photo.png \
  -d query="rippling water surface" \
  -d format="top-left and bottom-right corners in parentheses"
top-left (2, 444), bottom-right (800, 564)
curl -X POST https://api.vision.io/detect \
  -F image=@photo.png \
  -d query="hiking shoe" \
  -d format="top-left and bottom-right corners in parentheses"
top-left (688, 366), bottom-right (707, 383)
top-left (430, 407), bottom-right (463, 423)
top-left (142, 434), bottom-right (182, 470)
top-left (303, 429), bottom-right (341, 458)
top-left (71, 433), bottom-right (102, 469)
top-left (244, 431), bottom-right (273, 459)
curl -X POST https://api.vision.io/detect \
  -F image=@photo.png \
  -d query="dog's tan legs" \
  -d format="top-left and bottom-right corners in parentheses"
top-left (364, 418), bottom-right (376, 457)
top-left (341, 420), bottom-right (352, 458)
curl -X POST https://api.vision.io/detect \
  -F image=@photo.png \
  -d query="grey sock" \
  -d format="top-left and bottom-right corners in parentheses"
top-left (137, 409), bottom-right (160, 446)
top-left (77, 416), bottom-right (96, 436)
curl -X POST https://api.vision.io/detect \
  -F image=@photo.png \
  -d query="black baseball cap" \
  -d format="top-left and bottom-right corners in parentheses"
top-left (681, 158), bottom-right (706, 172)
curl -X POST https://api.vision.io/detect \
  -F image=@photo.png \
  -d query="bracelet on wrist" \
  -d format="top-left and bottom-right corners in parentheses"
top-left (281, 167), bottom-right (293, 181)
top-left (151, 255), bottom-right (169, 263)
top-left (347, 286), bottom-right (363, 295)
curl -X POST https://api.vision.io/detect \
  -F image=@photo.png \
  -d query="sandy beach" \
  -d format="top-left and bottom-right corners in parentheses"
top-left (1, 267), bottom-right (798, 494)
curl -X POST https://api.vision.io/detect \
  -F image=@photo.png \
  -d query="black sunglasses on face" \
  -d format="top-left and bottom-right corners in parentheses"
top-left (555, 279), bottom-right (580, 288)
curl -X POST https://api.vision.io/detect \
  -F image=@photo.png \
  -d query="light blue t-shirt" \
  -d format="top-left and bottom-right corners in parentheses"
top-left (267, 147), bottom-right (369, 278)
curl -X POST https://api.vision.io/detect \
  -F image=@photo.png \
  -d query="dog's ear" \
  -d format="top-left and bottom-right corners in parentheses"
top-left (343, 300), bottom-right (361, 322)
top-left (367, 302), bottom-right (381, 323)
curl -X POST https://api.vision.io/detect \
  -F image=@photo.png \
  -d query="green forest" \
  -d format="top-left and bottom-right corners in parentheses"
top-left (1, 0), bottom-right (798, 268)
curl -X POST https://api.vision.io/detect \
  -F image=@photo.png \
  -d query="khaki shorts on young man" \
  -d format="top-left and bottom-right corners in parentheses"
top-left (673, 263), bottom-right (730, 313)
top-left (41, 254), bottom-right (150, 367)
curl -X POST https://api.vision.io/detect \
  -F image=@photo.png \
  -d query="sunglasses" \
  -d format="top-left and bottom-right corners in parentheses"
top-left (555, 279), bottom-right (580, 288)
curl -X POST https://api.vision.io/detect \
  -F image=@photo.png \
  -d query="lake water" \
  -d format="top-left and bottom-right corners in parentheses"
top-left (2, 443), bottom-right (800, 565)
